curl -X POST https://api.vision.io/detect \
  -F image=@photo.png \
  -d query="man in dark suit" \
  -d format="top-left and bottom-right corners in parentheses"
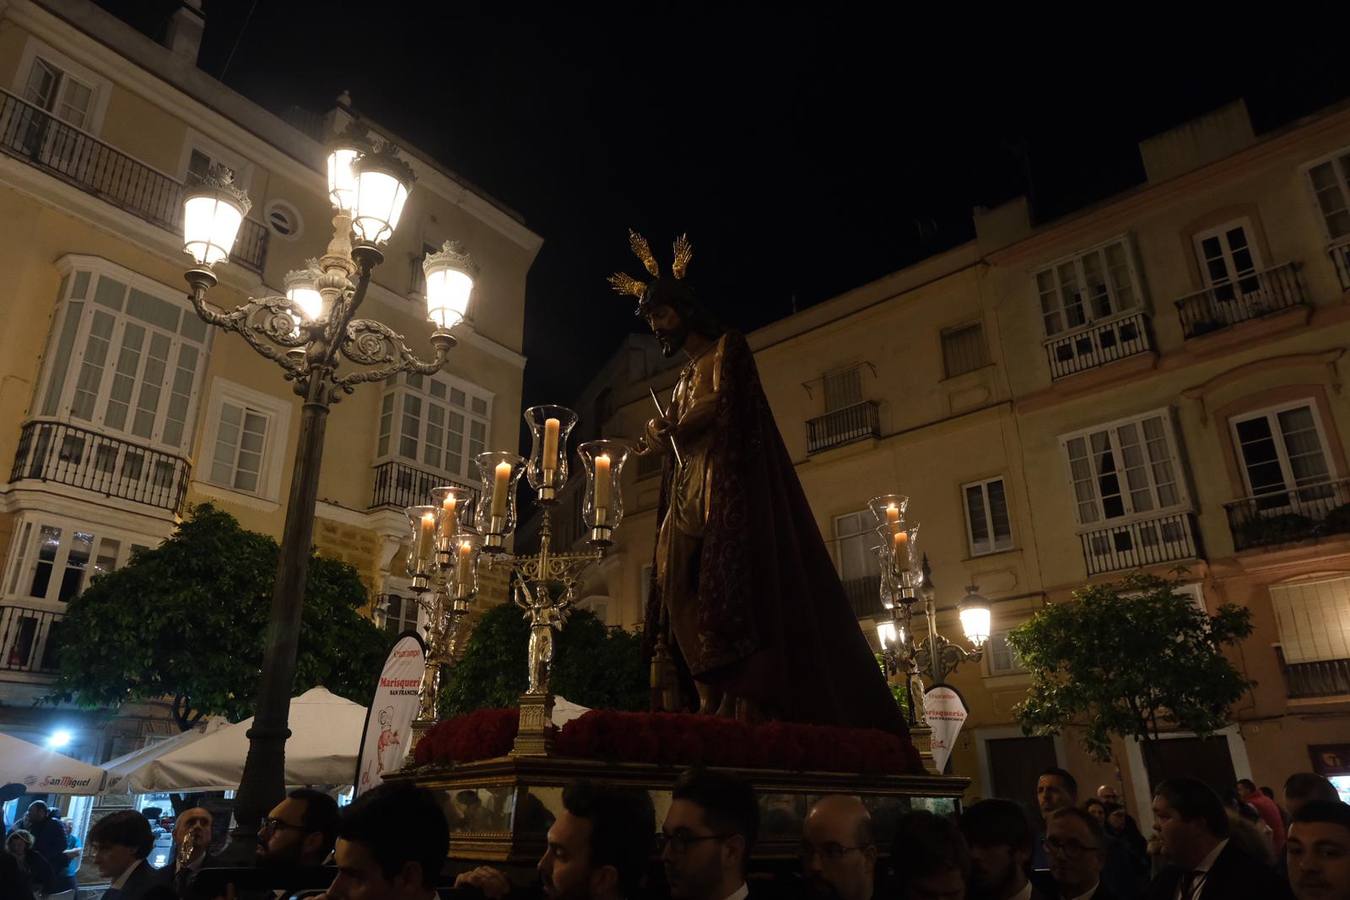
top-left (961, 799), bottom-right (1052, 900)
top-left (1044, 808), bottom-right (1114, 900)
top-left (88, 810), bottom-right (159, 900)
top-left (1145, 776), bottom-right (1293, 900)
top-left (158, 806), bottom-right (215, 887)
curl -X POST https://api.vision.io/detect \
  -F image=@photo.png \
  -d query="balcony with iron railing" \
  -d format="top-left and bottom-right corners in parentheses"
top-left (1175, 262), bottom-right (1306, 339)
top-left (1043, 311), bottom-right (1153, 380)
top-left (841, 575), bottom-right (884, 620)
top-left (806, 400), bottom-right (880, 454)
top-left (369, 459), bottom-right (478, 512)
top-left (9, 419), bottom-right (190, 512)
top-left (0, 605), bottom-right (63, 675)
top-left (1278, 646), bottom-right (1350, 699)
top-left (1331, 237), bottom-right (1350, 292)
top-left (1224, 478), bottom-right (1350, 552)
top-left (0, 89), bottom-right (268, 272)
top-left (1079, 510), bottom-right (1201, 576)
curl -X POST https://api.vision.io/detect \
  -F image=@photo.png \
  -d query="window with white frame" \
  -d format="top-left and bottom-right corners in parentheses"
top-left (1307, 151), bottom-right (1350, 243)
top-left (377, 372), bottom-right (492, 482)
top-left (37, 261), bottom-right (210, 453)
top-left (1194, 220), bottom-right (1265, 300)
top-left (985, 631), bottom-right (1026, 675)
top-left (3, 516), bottom-right (147, 605)
top-left (833, 511), bottom-right (881, 584)
top-left (1035, 238), bottom-right (1143, 337)
top-left (964, 477), bottom-right (1013, 556)
top-left (1269, 577), bottom-right (1350, 664)
top-left (1230, 402), bottom-right (1334, 503)
top-left (199, 379), bottom-right (292, 502)
top-left (22, 55), bottom-right (95, 129)
top-left (942, 324), bottom-right (989, 378)
top-left (1061, 410), bottom-right (1187, 525)
top-left (179, 134), bottom-right (253, 191)
top-left (379, 593), bottom-right (422, 637)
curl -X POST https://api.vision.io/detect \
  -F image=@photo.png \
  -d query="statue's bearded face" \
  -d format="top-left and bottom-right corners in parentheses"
top-left (645, 304), bottom-right (688, 357)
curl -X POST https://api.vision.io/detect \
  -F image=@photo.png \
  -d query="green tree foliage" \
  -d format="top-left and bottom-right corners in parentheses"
top-left (440, 602), bottom-right (648, 715)
top-left (49, 504), bottom-right (388, 728)
top-left (1006, 571), bottom-right (1255, 761)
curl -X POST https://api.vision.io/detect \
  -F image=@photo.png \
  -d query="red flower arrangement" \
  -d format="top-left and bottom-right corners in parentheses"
top-left (414, 707), bottom-right (922, 774)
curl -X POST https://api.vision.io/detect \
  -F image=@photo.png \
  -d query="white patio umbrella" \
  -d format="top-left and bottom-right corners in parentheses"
top-left (118, 688), bottom-right (366, 793)
top-left (0, 732), bottom-right (105, 795)
top-left (101, 716), bottom-right (229, 794)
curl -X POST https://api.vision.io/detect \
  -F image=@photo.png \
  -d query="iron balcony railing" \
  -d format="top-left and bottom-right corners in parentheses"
top-left (0, 605), bottom-right (63, 674)
top-left (369, 459), bottom-right (478, 512)
top-left (1175, 262), bottom-right (1305, 339)
top-left (1224, 478), bottom-right (1350, 552)
top-left (1079, 511), bottom-right (1201, 576)
top-left (841, 575), bottom-right (884, 620)
top-left (1043, 311), bottom-right (1153, 380)
top-left (9, 419), bottom-right (190, 512)
top-left (1330, 237), bottom-right (1350, 293)
top-left (1278, 647), bottom-right (1350, 699)
top-left (0, 89), bottom-right (268, 272)
top-left (807, 400), bottom-right (880, 454)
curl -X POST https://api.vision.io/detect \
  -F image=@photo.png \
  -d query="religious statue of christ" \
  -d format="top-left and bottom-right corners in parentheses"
top-left (611, 232), bottom-right (906, 736)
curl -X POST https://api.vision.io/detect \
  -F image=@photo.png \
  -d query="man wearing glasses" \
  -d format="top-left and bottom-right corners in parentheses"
top-left (799, 796), bottom-right (877, 900)
top-left (659, 769), bottom-right (758, 900)
top-left (1043, 808), bottom-right (1114, 900)
top-left (257, 789), bottom-right (341, 870)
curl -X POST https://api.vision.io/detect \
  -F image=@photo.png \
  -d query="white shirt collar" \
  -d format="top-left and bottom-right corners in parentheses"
top-left (1069, 883), bottom-right (1099, 900)
top-left (111, 858), bottom-right (143, 890)
top-left (722, 883), bottom-right (749, 900)
top-left (1195, 838), bottom-right (1229, 874)
top-left (1010, 882), bottom-right (1033, 900)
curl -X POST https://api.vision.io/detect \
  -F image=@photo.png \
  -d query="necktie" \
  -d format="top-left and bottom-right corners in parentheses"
top-left (1178, 869), bottom-right (1202, 900)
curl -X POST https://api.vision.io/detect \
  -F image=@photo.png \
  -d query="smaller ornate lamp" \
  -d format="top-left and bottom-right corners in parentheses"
top-left (284, 266), bottom-right (325, 326)
top-left (182, 167), bottom-right (250, 270)
top-left (350, 144), bottom-right (415, 249)
top-left (430, 484), bottom-right (477, 566)
top-left (958, 583), bottom-right (993, 648)
top-left (578, 439), bottom-right (629, 546)
top-left (875, 618), bottom-right (897, 649)
top-left (475, 451), bottom-right (526, 552)
top-left (405, 504), bottom-right (438, 592)
top-left (423, 241), bottom-right (477, 331)
top-left (523, 406), bottom-right (578, 503)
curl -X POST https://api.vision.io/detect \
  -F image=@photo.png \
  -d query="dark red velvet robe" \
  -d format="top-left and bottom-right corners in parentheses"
top-left (644, 331), bottom-right (910, 739)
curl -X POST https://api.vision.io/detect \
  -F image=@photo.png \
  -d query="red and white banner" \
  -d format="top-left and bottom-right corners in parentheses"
top-left (353, 633), bottom-right (425, 796)
top-left (923, 684), bottom-right (969, 775)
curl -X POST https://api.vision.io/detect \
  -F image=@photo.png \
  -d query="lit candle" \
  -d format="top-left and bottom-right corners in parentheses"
top-left (886, 504), bottom-right (900, 525)
top-left (491, 461), bottom-right (513, 519)
top-left (893, 530), bottom-right (908, 553)
top-left (440, 494), bottom-right (458, 542)
top-left (417, 512), bottom-right (435, 569)
top-left (542, 418), bottom-right (560, 474)
top-left (593, 453), bottom-right (611, 513)
top-left (455, 540), bottom-right (473, 593)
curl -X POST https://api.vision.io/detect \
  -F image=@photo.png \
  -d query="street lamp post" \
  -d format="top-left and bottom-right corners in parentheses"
top-left (868, 495), bottom-right (990, 723)
top-left (179, 136), bottom-right (476, 846)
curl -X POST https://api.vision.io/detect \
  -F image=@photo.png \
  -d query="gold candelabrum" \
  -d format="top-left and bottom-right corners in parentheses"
top-left (869, 495), bottom-right (991, 725)
top-left (405, 406), bottom-right (630, 756)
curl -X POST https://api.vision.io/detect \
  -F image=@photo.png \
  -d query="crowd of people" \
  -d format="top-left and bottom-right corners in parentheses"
top-left (0, 765), bottom-right (1346, 900)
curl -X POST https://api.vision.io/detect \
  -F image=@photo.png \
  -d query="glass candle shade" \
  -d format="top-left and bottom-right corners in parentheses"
top-left (524, 406), bottom-right (578, 503)
top-left (430, 484), bottom-right (477, 562)
top-left (884, 524), bottom-right (921, 602)
top-left (578, 440), bottom-right (629, 546)
top-left (405, 504), bottom-right (438, 590)
top-left (475, 451), bottom-right (526, 551)
top-left (449, 532), bottom-right (482, 604)
top-left (868, 494), bottom-right (910, 531)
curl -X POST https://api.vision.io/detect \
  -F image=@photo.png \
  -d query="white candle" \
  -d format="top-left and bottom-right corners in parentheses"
top-left (439, 494), bottom-right (457, 542)
top-left (417, 512), bottom-right (435, 568)
top-left (893, 530), bottom-right (908, 552)
top-left (542, 417), bottom-right (560, 473)
top-left (491, 461), bottom-right (513, 519)
top-left (886, 504), bottom-right (900, 525)
top-left (455, 541), bottom-right (473, 593)
top-left (593, 453), bottom-right (611, 513)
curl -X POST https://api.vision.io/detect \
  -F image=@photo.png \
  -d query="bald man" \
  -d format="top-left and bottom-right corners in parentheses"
top-left (800, 796), bottom-right (878, 900)
top-left (158, 807), bottom-right (214, 887)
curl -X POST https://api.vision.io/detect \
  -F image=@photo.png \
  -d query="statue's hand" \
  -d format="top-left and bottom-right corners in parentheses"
top-left (641, 416), bottom-right (675, 454)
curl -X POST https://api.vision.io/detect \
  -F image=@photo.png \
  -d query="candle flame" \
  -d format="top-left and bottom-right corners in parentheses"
top-left (421, 512), bottom-right (435, 525)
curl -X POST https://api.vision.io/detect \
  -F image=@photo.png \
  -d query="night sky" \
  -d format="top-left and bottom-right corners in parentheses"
top-left (100, 3), bottom-right (1350, 408)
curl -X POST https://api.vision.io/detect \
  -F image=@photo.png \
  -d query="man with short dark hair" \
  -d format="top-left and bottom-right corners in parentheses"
top-left (1237, 778), bottom-right (1286, 856)
top-left (323, 784), bottom-right (448, 900)
top-left (1045, 808), bottom-right (1113, 900)
top-left (1145, 777), bottom-right (1292, 900)
top-left (88, 810), bottom-right (158, 900)
top-left (1286, 801), bottom-right (1350, 900)
top-left (660, 769), bottom-right (757, 900)
top-left (960, 799), bottom-right (1049, 900)
top-left (455, 779), bottom-right (655, 900)
top-left (1286, 775), bottom-right (1340, 822)
top-left (13, 800), bottom-right (68, 892)
top-left (800, 796), bottom-right (877, 900)
top-left (890, 811), bottom-right (969, 900)
top-left (258, 789), bottom-right (341, 869)
top-left (1033, 769), bottom-right (1079, 873)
